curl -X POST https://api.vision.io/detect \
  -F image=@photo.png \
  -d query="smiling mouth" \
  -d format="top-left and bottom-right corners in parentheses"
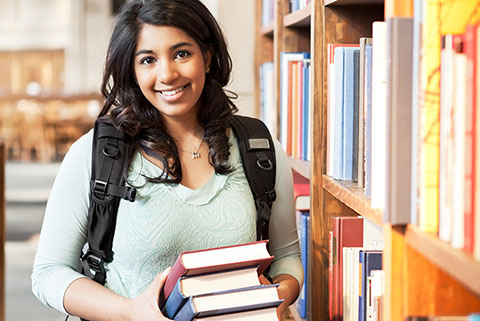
top-left (157, 85), bottom-right (188, 96)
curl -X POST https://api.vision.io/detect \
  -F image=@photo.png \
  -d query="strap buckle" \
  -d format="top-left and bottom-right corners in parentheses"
top-left (123, 186), bottom-right (136, 202)
top-left (81, 245), bottom-right (106, 280)
top-left (93, 180), bottom-right (107, 195)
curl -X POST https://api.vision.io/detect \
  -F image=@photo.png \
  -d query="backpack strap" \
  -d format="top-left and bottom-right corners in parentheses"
top-left (80, 117), bottom-right (137, 286)
top-left (230, 115), bottom-right (276, 241)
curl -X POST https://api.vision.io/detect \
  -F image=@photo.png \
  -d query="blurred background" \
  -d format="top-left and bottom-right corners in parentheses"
top-left (0, 0), bottom-right (255, 320)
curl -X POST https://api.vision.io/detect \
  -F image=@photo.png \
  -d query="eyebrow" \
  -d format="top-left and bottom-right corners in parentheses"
top-left (135, 42), bottom-right (194, 57)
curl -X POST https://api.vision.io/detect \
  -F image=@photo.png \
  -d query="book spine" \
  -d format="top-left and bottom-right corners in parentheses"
top-left (164, 256), bottom-right (188, 299)
top-left (384, 17), bottom-right (414, 224)
top-left (371, 21), bottom-right (387, 209)
top-left (333, 47), bottom-right (345, 180)
top-left (174, 297), bottom-right (196, 321)
top-left (162, 279), bottom-right (188, 319)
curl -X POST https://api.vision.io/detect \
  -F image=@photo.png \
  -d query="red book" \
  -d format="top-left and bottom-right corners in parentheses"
top-left (162, 240), bottom-right (274, 300)
top-left (464, 24), bottom-right (478, 253)
top-left (328, 230), bottom-right (334, 321)
top-left (292, 169), bottom-right (310, 210)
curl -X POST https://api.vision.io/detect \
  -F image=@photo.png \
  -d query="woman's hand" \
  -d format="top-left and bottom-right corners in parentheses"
top-left (124, 267), bottom-right (172, 321)
top-left (259, 274), bottom-right (300, 321)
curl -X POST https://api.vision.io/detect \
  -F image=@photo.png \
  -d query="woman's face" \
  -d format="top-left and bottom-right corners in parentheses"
top-left (134, 24), bottom-right (211, 121)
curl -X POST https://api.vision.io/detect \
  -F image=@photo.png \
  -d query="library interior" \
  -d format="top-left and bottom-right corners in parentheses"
top-left (1, 0), bottom-right (480, 321)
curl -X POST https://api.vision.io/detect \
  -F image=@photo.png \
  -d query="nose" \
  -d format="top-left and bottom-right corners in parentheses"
top-left (157, 59), bottom-right (179, 84)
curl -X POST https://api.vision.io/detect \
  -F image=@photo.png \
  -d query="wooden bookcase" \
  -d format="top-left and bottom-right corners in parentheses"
top-left (255, 0), bottom-right (480, 321)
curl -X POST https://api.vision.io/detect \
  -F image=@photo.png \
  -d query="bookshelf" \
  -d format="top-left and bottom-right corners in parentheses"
top-left (255, 0), bottom-right (480, 321)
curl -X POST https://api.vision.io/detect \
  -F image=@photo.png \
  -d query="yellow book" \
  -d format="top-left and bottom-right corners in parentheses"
top-left (419, 0), bottom-right (480, 233)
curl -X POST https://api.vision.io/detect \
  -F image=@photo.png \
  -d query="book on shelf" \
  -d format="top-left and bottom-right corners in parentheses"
top-left (173, 284), bottom-right (283, 321)
top-left (280, 52), bottom-right (310, 157)
top-left (162, 240), bottom-right (274, 300)
top-left (464, 24), bottom-right (479, 255)
top-left (370, 21), bottom-right (387, 210)
top-left (474, 23), bottom-right (480, 262)
top-left (364, 42), bottom-right (373, 199)
top-left (162, 266), bottom-right (262, 319)
top-left (410, 0), bottom-right (423, 226)
top-left (438, 34), bottom-right (461, 244)
top-left (293, 169), bottom-right (310, 211)
top-left (384, 16), bottom-right (414, 225)
top-left (261, 0), bottom-right (275, 27)
top-left (366, 270), bottom-right (384, 321)
top-left (343, 247), bottom-right (362, 321)
top-left (418, 0), bottom-right (478, 234)
top-left (343, 248), bottom-right (382, 321)
top-left (330, 216), bottom-right (384, 321)
top-left (359, 250), bottom-right (382, 321)
top-left (333, 46), bottom-right (360, 181)
top-left (358, 37), bottom-right (372, 189)
top-left (296, 210), bottom-right (310, 319)
top-left (326, 43), bottom-right (360, 178)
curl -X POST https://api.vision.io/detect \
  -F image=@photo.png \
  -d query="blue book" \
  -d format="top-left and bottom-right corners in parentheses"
top-left (342, 47), bottom-right (360, 181)
top-left (364, 44), bottom-right (373, 198)
top-left (359, 250), bottom-right (382, 321)
top-left (162, 266), bottom-right (261, 319)
top-left (173, 284), bottom-right (283, 321)
top-left (333, 47), bottom-right (345, 179)
top-left (296, 210), bottom-right (310, 318)
top-left (469, 314), bottom-right (480, 321)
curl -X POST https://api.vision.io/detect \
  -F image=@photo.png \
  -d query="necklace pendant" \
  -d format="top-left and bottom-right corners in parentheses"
top-left (192, 152), bottom-right (200, 159)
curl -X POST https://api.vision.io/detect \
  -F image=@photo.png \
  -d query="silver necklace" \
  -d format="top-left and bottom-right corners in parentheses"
top-left (178, 133), bottom-right (204, 159)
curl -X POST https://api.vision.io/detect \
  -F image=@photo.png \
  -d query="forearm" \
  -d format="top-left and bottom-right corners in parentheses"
top-left (64, 278), bottom-right (130, 321)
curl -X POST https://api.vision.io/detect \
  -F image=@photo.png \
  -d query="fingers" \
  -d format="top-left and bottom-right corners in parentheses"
top-left (155, 267), bottom-right (171, 286)
top-left (259, 274), bottom-right (272, 285)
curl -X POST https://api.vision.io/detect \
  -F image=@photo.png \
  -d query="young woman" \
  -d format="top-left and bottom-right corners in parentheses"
top-left (32, 1), bottom-right (303, 320)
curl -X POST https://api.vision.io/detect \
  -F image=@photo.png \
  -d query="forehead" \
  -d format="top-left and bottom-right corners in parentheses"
top-left (136, 24), bottom-right (200, 50)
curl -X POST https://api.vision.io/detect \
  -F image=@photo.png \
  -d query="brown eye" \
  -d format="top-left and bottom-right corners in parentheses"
top-left (140, 56), bottom-right (156, 65)
top-left (175, 50), bottom-right (191, 59)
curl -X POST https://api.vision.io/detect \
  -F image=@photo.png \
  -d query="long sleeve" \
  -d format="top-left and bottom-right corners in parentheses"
top-left (267, 139), bottom-right (304, 289)
top-left (31, 130), bottom-right (93, 313)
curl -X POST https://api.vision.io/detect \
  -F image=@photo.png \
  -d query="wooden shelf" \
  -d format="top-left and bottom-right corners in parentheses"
top-left (288, 158), bottom-right (310, 180)
top-left (405, 225), bottom-right (480, 297)
top-left (322, 175), bottom-right (383, 227)
top-left (325, 0), bottom-right (383, 6)
top-left (283, 3), bottom-right (311, 28)
top-left (260, 23), bottom-right (274, 37)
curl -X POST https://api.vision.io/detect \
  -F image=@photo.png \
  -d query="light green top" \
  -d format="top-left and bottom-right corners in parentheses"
top-left (32, 127), bottom-right (303, 314)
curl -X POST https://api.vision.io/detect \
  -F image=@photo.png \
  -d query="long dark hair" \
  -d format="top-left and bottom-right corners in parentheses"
top-left (99, 0), bottom-right (237, 183)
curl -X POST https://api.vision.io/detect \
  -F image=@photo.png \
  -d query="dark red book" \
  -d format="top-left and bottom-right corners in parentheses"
top-left (162, 240), bottom-right (274, 300)
top-left (292, 169), bottom-right (310, 210)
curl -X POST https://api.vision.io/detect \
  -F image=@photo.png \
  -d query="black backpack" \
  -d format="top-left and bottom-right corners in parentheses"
top-left (80, 115), bottom-right (277, 287)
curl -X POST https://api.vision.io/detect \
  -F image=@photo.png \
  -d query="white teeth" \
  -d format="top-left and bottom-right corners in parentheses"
top-left (160, 86), bottom-right (186, 96)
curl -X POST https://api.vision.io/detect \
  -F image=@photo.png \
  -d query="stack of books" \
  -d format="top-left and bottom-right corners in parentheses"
top-left (160, 240), bottom-right (283, 321)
